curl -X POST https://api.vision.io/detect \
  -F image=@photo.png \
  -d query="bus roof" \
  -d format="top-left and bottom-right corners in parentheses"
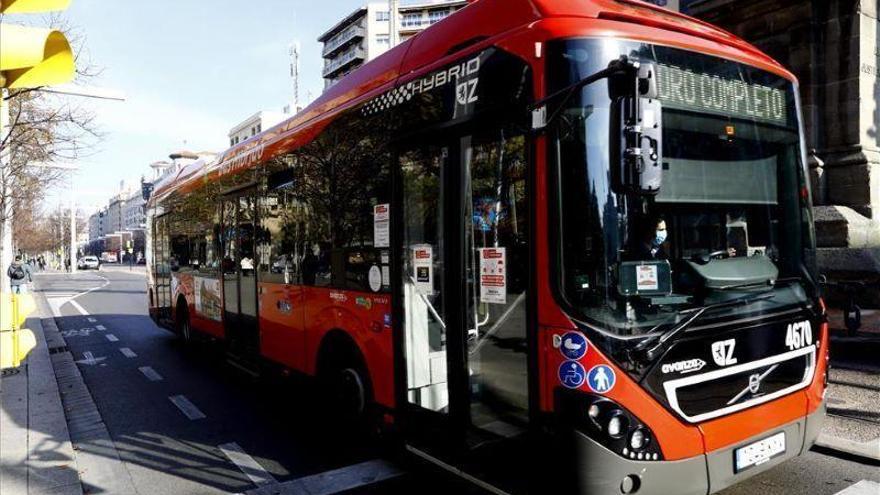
top-left (150, 0), bottom-right (793, 205)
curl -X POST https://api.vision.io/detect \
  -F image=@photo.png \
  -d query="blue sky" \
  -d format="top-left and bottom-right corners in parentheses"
top-left (47, 0), bottom-right (367, 210)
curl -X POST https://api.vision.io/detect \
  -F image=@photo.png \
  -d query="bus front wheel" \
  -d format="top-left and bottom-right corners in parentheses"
top-left (317, 335), bottom-right (374, 429)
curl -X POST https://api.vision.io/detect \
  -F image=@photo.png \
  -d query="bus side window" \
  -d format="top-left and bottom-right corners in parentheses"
top-left (289, 113), bottom-right (391, 291)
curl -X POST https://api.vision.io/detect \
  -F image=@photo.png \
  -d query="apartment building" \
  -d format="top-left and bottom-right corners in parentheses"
top-left (228, 110), bottom-right (290, 147)
top-left (319, 0), bottom-right (467, 88)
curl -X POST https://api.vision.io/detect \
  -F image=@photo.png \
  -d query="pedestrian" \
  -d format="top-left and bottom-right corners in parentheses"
top-left (7, 254), bottom-right (34, 294)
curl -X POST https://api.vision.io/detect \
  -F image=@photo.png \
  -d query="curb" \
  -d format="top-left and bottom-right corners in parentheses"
top-left (814, 433), bottom-right (880, 464)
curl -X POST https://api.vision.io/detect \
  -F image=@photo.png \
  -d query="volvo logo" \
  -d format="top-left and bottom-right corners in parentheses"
top-left (727, 364), bottom-right (780, 406)
top-left (748, 373), bottom-right (762, 394)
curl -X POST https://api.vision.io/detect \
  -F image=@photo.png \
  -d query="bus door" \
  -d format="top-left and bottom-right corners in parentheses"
top-left (153, 214), bottom-right (172, 324)
top-left (221, 189), bottom-right (260, 355)
top-left (397, 127), bottom-right (532, 489)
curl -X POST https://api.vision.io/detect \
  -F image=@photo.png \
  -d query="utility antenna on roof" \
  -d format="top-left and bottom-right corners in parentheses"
top-left (290, 41), bottom-right (301, 113)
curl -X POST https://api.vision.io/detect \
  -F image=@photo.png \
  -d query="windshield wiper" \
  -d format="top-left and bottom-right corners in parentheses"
top-left (629, 292), bottom-right (776, 364)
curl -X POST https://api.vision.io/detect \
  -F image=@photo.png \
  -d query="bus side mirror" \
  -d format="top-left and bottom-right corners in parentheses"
top-left (612, 63), bottom-right (663, 195)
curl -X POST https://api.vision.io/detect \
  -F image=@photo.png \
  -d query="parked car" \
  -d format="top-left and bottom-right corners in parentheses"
top-left (77, 256), bottom-right (100, 270)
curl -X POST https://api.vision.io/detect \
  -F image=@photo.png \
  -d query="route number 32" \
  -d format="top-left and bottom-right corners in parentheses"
top-left (785, 320), bottom-right (813, 350)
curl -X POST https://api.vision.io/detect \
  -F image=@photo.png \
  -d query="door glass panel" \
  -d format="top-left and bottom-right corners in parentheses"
top-left (402, 145), bottom-right (449, 413)
top-left (465, 131), bottom-right (529, 434)
top-left (154, 216), bottom-right (171, 317)
top-left (222, 200), bottom-right (238, 314)
top-left (239, 195), bottom-right (257, 318)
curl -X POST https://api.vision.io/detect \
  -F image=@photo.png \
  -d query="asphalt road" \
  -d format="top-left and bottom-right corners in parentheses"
top-left (33, 270), bottom-right (879, 495)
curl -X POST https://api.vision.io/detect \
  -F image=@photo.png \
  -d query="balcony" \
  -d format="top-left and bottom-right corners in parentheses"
top-left (323, 47), bottom-right (366, 79)
top-left (322, 24), bottom-right (366, 58)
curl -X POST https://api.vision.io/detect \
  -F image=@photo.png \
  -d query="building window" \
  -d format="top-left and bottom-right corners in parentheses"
top-left (376, 10), bottom-right (389, 21)
top-left (376, 34), bottom-right (390, 46)
top-left (402, 13), bottom-right (422, 27)
top-left (428, 10), bottom-right (448, 24)
top-left (257, 124), bottom-right (262, 133)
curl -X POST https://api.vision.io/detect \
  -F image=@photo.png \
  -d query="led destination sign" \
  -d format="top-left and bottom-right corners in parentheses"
top-left (655, 63), bottom-right (788, 125)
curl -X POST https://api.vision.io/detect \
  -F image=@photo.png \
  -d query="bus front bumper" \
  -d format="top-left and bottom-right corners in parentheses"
top-left (571, 402), bottom-right (825, 495)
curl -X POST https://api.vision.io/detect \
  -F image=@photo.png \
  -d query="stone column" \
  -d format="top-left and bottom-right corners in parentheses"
top-left (686, 0), bottom-right (880, 304)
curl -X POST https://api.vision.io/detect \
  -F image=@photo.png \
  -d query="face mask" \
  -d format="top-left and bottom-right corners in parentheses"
top-left (654, 230), bottom-right (668, 246)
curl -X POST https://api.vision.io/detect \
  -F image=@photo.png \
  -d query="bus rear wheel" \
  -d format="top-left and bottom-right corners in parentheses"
top-left (175, 301), bottom-right (192, 344)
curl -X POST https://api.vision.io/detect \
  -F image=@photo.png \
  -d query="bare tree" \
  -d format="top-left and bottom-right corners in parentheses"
top-left (0, 16), bottom-right (104, 261)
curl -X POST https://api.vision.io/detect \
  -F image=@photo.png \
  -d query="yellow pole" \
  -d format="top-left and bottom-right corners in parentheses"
top-left (11, 293), bottom-right (20, 367)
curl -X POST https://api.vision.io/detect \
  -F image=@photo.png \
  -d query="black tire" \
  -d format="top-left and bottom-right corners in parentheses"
top-left (176, 301), bottom-right (193, 344)
top-left (317, 338), bottom-right (375, 433)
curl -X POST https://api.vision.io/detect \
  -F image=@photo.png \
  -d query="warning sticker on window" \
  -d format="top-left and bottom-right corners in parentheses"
top-left (374, 204), bottom-right (390, 248)
top-left (413, 245), bottom-right (433, 295)
top-left (636, 265), bottom-right (659, 291)
top-left (479, 247), bottom-right (507, 304)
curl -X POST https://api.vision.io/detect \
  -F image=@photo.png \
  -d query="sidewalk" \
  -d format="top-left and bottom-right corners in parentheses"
top-left (0, 302), bottom-right (82, 494)
top-left (815, 306), bottom-right (880, 463)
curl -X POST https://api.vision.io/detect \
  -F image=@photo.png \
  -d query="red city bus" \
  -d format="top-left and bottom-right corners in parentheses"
top-left (146, 1), bottom-right (828, 493)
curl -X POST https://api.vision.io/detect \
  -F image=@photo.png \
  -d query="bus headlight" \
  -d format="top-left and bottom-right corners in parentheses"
top-left (606, 411), bottom-right (627, 438)
top-left (555, 390), bottom-right (664, 462)
top-left (630, 428), bottom-right (649, 451)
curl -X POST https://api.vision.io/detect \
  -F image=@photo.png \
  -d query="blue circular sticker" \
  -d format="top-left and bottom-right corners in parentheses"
top-left (587, 365), bottom-right (616, 394)
top-left (559, 332), bottom-right (588, 360)
top-left (558, 361), bottom-right (586, 389)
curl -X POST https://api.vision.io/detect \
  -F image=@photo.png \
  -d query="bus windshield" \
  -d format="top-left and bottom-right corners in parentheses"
top-left (548, 39), bottom-right (817, 337)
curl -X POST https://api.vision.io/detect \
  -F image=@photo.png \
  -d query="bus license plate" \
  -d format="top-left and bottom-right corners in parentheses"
top-left (734, 432), bottom-right (786, 472)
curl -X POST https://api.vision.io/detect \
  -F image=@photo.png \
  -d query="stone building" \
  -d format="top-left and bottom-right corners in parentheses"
top-left (685, 0), bottom-right (880, 302)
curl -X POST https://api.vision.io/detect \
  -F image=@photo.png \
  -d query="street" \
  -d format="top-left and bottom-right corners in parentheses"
top-left (31, 270), bottom-right (880, 495)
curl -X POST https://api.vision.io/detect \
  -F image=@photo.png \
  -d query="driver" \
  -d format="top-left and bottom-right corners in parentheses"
top-left (635, 217), bottom-right (669, 260)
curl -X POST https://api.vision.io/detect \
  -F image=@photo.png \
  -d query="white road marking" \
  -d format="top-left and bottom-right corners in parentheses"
top-left (42, 273), bottom-right (109, 317)
top-left (168, 395), bottom-right (206, 420)
top-left (61, 328), bottom-right (94, 338)
top-left (138, 366), bottom-right (163, 382)
top-left (244, 459), bottom-right (403, 495)
top-left (105, 334), bottom-right (119, 342)
top-left (835, 480), bottom-right (880, 495)
top-left (47, 298), bottom-right (67, 318)
top-left (218, 442), bottom-right (277, 487)
top-left (75, 351), bottom-right (106, 365)
top-left (96, 325), bottom-right (106, 331)
top-left (69, 299), bottom-right (89, 316)
top-left (119, 348), bottom-right (137, 358)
